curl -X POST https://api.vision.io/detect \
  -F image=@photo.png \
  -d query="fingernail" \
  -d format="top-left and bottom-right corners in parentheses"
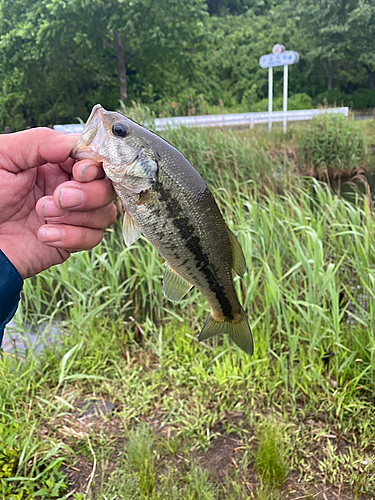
top-left (39, 226), bottom-right (64, 243)
top-left (78, 165), bottom-right (98, 182)
top-left (41, 199), bottom-right (67, 218)
top-left (59, 187), bottom-right (85, 208)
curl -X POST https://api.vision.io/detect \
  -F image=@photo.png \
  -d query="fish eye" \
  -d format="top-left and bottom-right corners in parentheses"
top-left (112, 122), bottom-right (128, 138)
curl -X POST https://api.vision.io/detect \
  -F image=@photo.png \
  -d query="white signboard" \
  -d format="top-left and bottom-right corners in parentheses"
top-left (259, 50), bottom-right (299, 69)
top-left (258, 44), bottom-right (300, 133)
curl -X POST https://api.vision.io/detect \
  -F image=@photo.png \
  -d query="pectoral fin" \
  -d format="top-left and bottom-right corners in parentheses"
top-left (162, 264), bottom-right (193, 302)
top-left (227, 229), bottom-right (247, 278)
top-left (103, 154), bottom-right (157, 193)
top-left (120, 176), bottom-right (154, 193)
top-left (122, 154), bottom-right (158, 193)
top-left (122, 212), bottom-right (141, 247)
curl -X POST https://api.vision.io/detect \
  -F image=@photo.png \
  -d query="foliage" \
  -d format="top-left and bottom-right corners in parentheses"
top-left (150, 90), bottom-right (212, 118)
top-left (0, 0), bottom-right (208, 130)
top-left (300, 113), bottom-right (367, 175)
top-left (351, 88), bottom-right (375, 109)
top-left (293, 0), bottom-right (349, 90)
top-left (4, 159), bottom-right (375, 496)
top-left (347, 0), bottom-right (375, 90)
top-left (1, 0), bottom-right (375, 129)
top-left (193, 10), bottom-right (307, 107)
top-left (314, 87), bottom-right (375, 110)
top-left (3, 115), bottom-right (375, 496)
top-left (0, 420), bottom-right (67, 498)
top-left (255, 417), bottom-right (287, 488)
top-left (249, 92), bottom-right (312, 112)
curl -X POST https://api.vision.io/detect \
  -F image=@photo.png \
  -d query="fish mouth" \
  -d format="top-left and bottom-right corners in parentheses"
top-left (71, 104), bottom-right (106, 161)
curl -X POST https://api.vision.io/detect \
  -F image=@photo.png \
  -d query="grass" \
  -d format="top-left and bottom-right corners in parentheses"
top-left (254, 417), bottom-right (287, 488)
top-left (2, 122), bottom-right (375, 499)
top-left (300, 113), bottom-right (367, 177)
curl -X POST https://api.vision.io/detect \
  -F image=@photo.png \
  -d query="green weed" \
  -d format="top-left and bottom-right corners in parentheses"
top-left (126, 425), bottom-right (156, 497)
top-left (300, 113), bottom-right (367, 176)
top-left (254, 417), bottom-right (287, 488)
top-left (0, 419), bottom-right (67, 498)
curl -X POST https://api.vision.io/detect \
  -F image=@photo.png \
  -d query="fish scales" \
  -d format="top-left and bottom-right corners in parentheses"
top-left (115, 165), bottom-right (238, 321)
top-left (72, 104), bottom-right (254, 355)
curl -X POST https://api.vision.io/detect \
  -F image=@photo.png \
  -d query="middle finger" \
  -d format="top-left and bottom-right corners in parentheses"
top-left (37, 199), bottom-right (117, 229)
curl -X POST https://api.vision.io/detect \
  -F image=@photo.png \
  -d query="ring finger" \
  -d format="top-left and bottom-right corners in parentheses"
top-left (38, 224), bottom-right (105, 250)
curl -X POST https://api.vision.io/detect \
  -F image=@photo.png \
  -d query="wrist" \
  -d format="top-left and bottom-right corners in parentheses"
top-left (0, 242), bottom-right (25, 278)
top-left (0, 249), bottom-right (23, 346)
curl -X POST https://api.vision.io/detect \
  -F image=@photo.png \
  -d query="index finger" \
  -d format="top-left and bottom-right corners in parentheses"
top-left (53, 178), bottom-right (116, 211)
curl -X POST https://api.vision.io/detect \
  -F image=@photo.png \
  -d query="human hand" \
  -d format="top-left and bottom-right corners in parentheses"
top-left (0, 127), bottom-right (117, 279)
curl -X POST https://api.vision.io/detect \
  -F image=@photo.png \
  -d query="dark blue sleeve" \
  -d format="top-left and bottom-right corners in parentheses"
top-left (0, 249), bottom-right (23, 346)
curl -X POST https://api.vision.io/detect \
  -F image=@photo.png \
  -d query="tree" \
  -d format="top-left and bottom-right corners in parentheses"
top-left (206, 0), bottom-right (281, 16)
top-left (194, 8), bottom-right (306, 106)
top-left (0, 0), bottom-right (208, 129)
top-left (293, 0), bottom-right (350, 90)
top-left (347, 0), bottom-right (375, 89)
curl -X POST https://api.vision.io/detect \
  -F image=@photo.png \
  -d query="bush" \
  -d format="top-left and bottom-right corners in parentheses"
top-left (288, 92), bottom-right (312, 110)
top-left (300, 113), bottom-right (367, 176)
top-left (351, 88), bottom-right (375, 110)
top-left (313, 87), bottom-right (375, 110)
top-left (149, 89), bottom-right (211, 117)
top-left (313, 88), bottom-right (348, 108)
top-left (249, 93), bottom-right (312, 112)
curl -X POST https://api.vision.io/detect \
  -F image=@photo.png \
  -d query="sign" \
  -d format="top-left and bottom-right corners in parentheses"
top-left (272, 44), bottom-right (285, 54)
top-left (259, 51), bottom-right (299, 69)
top-left (258, 44), bottom-right (300, 133)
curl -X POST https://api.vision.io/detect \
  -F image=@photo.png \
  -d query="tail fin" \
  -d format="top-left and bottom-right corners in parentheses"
top-left (198, 308), bottom-right (253, 355)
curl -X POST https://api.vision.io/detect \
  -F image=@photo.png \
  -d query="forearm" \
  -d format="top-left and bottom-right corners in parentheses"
top-left (0, 249), bottom-right (23, 346)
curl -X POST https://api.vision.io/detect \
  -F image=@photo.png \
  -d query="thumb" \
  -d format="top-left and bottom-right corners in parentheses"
top-left (0, 128), bottom-right (79, 173)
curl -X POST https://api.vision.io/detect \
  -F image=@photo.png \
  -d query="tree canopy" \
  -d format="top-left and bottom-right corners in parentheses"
top-left (0, 0), bottom-right (374, 129)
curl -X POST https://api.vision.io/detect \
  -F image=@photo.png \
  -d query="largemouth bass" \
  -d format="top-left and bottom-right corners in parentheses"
top-left (72, 105), bottom-right (253, 355)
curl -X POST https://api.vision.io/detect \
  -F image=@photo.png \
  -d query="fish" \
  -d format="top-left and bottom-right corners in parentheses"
top-left (72, 104), bottom-right (253, 355)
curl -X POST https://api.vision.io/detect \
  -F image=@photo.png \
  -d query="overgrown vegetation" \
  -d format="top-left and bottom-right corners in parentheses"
top-left (300, 113), bottom-right (368, 177)
top-left (254, 417), bottom-right (287, 489)
top-left (2, 121), bottom-right (375, 498)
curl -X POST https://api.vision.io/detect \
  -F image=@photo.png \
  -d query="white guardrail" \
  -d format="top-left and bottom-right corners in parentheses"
top-left (54, 107), bottom-right (349, 134)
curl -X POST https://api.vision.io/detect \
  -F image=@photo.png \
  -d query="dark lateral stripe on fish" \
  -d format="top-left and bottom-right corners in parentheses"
top-left (155, 180), bottom-right (233, 319)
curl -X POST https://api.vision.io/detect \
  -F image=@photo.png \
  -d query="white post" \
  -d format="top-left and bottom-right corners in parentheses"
top-left (283, 64), bottom-right (288, 133)
top-left (268, 66), bottom-right (273, 132)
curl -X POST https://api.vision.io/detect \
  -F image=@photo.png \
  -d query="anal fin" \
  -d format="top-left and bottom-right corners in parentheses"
top-left (122, 211), bottom-right (141, 247)
top-left (163, 264), bottom-right (193, 302)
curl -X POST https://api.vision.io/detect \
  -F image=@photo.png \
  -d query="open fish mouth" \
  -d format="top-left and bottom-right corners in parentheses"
top-left (71, 104), bottom-right (145, 181)
top-left (71, 104), bottom-right (106, 161)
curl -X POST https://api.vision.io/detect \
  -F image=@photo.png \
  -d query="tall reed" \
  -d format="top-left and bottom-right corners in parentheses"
top-left (17, 175), bottom-right (375, 401)
top-left (300, 113), bottom-right (367, 176)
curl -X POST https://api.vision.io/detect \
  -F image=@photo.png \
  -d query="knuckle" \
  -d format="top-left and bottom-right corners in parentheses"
top-left (79, 227), bottom-right (89, 247)
top-left (108, 203), bottom-right (118, 224)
